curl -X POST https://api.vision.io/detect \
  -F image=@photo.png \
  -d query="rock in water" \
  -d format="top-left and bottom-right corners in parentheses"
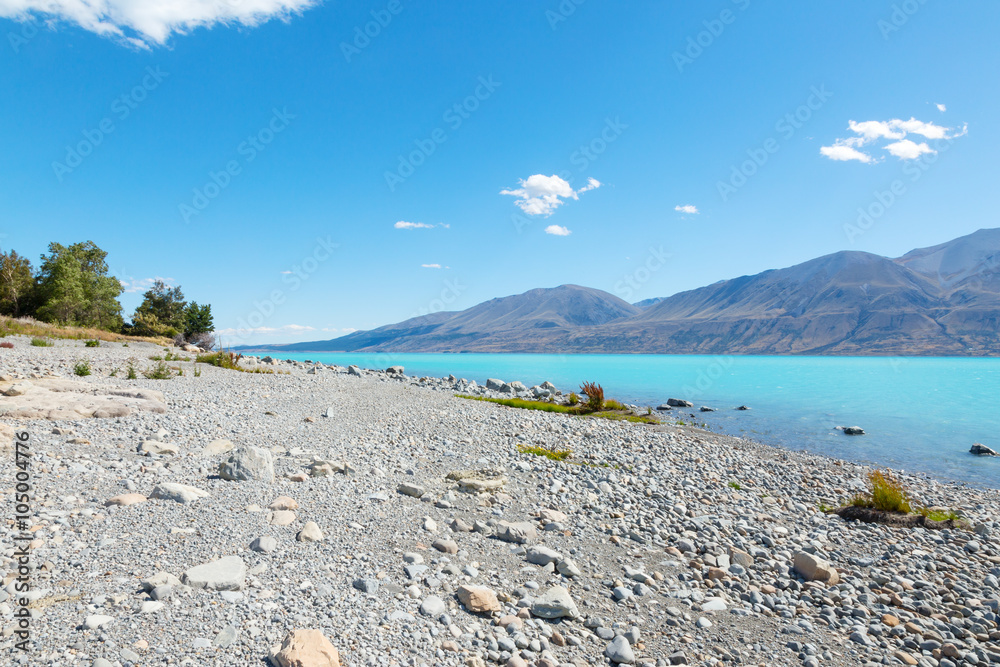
top-left (971, 443), bottom-right (998, 456)
top-left (839, 426), bottom-right (866, 436)
top-left (666, 398), bottom-right (693, 408)
top-left (531, 586), bottom-right (579, 619)
top-left (456, 585), bottom-right (501, 613)
top-left (219, 447), bottom-right (275, 483)
top-left (182, 556), bottom-right (247, 591)
top-left (270, 629), bottom-right (341, 667)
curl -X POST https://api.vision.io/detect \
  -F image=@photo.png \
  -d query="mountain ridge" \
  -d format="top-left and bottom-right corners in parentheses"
top-left (241, 229), bottom-right (1000, 356)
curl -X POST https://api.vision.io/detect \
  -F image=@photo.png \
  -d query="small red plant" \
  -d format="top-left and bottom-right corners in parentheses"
top-left (0, 341), bottom-right (14, 349)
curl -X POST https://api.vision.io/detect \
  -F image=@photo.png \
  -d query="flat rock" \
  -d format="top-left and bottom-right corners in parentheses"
top-left (182, 556), bottom-right (246, 591)
top-left (150, 483), bottom-right (209, 504)
top-left (793, 551), bottom-right (840, 584)
top-left (0, 377), bottom-right (166, 419)
top-left (200, 438), bottom-right (234, 456)
top-left (496, 521), bottom-right (536, 544)
top-left (269, 496), bottom-right (299, 511)
top-left (104, 493), bottom-right (146, 507)
top-left (605, 635), bottom-right (636, 664)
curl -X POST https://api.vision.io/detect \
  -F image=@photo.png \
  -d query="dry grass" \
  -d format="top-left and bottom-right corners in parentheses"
top-left (0, 315), bottom-right (172, 346)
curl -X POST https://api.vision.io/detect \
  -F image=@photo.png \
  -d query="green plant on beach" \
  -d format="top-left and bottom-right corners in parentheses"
top-left (84, 339), bottom-right (100, 347)
top-left (851, 469), bottom-right (912, 513)
top-left (917, 508), bottom-right (961, 522)
top-left (73, 361), bottom-right (91, 376)
top-left (196, 350), bottom-right (273, 374)
top-left (728, 481), bottom-right (742, 490)
top-left (579, 381), bottom-right (604, 411)
top-left (142, 360), bottom-right (174, 380)
top-left (109, 367), bottom-right (118, 377)
top-left (126, 360), bottom-right (138, 380)
top-left (567, 392), bottom-right (579, 406)
top-left (31, 337), bottom-right (53, 347)
top-left (517, 443), bottom-right (572, 461)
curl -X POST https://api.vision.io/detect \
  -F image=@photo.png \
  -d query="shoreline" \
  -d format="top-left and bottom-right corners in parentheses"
top-left (2, 337), bottom-right (1000, 666)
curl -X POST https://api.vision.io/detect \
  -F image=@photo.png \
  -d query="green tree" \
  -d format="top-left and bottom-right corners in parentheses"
top-left (0, 249), bottom-right (35, 317)
top-left (184, 302), bottom-right (214, 337)
top-left (134, 280), bottom-right (187, 332)
top-left (34, 242), bottom-right (123, 329)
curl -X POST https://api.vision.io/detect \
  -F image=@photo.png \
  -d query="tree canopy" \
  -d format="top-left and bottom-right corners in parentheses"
top-left (34, 241), bottom-right (123, 329)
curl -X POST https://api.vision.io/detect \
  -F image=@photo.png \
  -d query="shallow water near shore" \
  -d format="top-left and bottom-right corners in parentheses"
top-left (267, 352), bottom-right (1000, 489)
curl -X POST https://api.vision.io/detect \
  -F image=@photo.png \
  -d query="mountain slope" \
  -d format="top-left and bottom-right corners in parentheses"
top-left (244, 229), bottom-right (1000, 356)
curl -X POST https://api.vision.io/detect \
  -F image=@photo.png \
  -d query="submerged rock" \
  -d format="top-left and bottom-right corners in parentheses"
top-left (971, 443), bottom-right (998, 456)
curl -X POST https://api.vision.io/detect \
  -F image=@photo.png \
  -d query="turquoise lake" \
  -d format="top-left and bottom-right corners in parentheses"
top-left (267, 352), bottom-right (1000, 489)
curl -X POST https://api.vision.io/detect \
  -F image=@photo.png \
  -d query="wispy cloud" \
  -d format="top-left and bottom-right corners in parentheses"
top-left (0, 0), bottom-right (318, 48)
top-left (421, 263), bottom-right (450, 269)
top-left (394, 221), bottom-right (449, 230)
top-left (674, 204), bottom-right (699, 215)
top-left (544, 225), bottom-right (572, 237)
top-left (936, 103), bottom-right (947, 112)
top-left (501, 174), bottom-right (602, 217)
top-left (821, 116), bottom-right (967, 163)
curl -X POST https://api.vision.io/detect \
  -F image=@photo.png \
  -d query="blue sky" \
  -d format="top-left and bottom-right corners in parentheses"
top-left (0, 1), bottom-right (996, 345)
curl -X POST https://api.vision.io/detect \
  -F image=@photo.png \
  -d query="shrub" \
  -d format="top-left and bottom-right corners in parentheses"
top-left (0, 341), bottom-right (13, 349)
top-left (517, 443), bottom-right (572, 461)
top-left (196, 350), bottom-right (272, 374)
top-left (579, 381), bottom-right (604, 412)
top-left (852, 469), bottom-right (912, 513)
top-left (143, 360), bottom-right (174, 380)
top-left (84, 340), bottom-right (100, 347)
top-left (604, 399), bottom-right (627, 411)
top-left (126, 360), bottom-right (138, 380)
top-left (30, 337), bottom-right (53, 347)
top-left (73, 361), bottom-right (91, 376)
top-left (567, 392), bottom-right (580, 406)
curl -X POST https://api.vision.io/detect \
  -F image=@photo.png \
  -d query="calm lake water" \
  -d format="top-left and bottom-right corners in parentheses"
top-left (266, 352), bottom-right (1000, 489)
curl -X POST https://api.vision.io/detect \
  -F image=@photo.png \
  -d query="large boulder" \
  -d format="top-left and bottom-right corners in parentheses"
top-left (269, 629), bottom-right (341, 667)
top-left (485, 378), bottom-right (504, 391)
top-left (971, 443), bottom-right (998, 456)
top-left (495, 521), bottom-right (536, 544)
top-left (793, 551), bottom-right (840, 585)
top-left (666, 398), bottom-right (694, 408)
top-left (219, 447), bottom-right (274, 483)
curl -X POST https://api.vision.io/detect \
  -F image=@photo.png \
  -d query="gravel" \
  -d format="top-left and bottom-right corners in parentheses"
top-left (1, 336), bottom-right (999, 667)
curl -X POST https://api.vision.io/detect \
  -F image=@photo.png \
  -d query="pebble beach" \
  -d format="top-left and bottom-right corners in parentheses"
top-left (2, 337), bottom-right (1000, 667)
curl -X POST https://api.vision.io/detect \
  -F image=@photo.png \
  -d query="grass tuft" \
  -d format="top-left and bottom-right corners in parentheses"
top-left (517, 443), bottom-right (572, 461)
top-left (30, 337), bottom-right (53, 347)
top-left (196, 350), bottom-right (273, 374)
top-left (84, 339), bottom-right (100, 347)
top-left (73, 361), bottom-right (91, 377)
top-left (142, 360), bottom-right (174, 380)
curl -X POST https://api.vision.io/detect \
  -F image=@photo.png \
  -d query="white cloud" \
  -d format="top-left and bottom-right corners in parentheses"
top-left (394, 221), bottom-right (434, 230)
top-left (819, 142), bottom-right (874, 163)
top-left (822, 116), bottom-right (967, 163)
top-left (0, 0), bottom-right (318, 47)
top-left (936, 103), bottom-right (947, 112)
top-left (118, 275), bottom-right (176, 293)
top-left (674, 204), bottom-right (699, 214)
top-left (500, 174), bottom-right (601, 217)
top-left (321, 327), bottom-right (356, 333)
top-left (544, 225), bottom-right (572, 237)
top-left (421, 263), bottom-right (448, 269)
top-left (884, 139), bottom-right (935, 160)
